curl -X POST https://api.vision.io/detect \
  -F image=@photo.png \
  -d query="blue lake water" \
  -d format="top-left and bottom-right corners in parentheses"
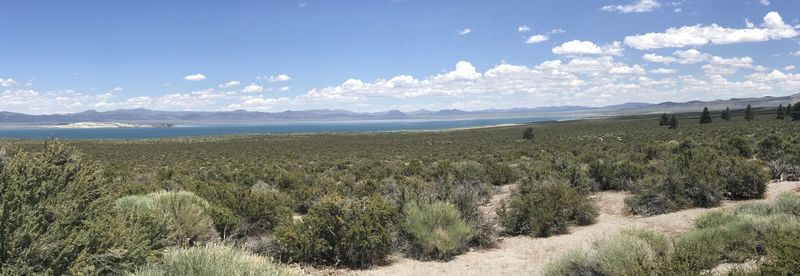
top-left (0, 116), bottom-right (568, 140)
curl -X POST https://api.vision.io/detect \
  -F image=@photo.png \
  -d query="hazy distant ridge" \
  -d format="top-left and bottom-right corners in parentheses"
top-left (2, 93), bottom-right (798, 125)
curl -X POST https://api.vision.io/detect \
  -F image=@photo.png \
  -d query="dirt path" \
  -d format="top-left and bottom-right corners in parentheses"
top-left (339, 181), bottom-right (800, 276)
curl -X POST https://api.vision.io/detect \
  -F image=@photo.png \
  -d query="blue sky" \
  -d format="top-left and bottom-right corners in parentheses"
top-left (2, 0), bottom-right (800, 114)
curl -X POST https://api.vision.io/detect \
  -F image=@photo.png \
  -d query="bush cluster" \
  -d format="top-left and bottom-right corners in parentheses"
top-left (115, 191), bottom-right (218, 246)
top-left (133, 244), bottom-right (296, 276)
top-left (545, 193), bottom-right (800, 275)
top-left (498, 179), bottom-right (597, 237)
top-left (625, 146), bottom-right (769, 215)
top-left (402, 201), bottom-right (473, 259)
top-left (272, 194), bottom-right (397, 268)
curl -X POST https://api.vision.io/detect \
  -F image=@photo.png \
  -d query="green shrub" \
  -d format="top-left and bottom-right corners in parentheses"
top-left (761, 223), bottom-right (800, 275)
top-left (133, 244), bottom-right (296, 276)
top-left (723, 158), bottom-right (769, 200)
top-left (115, 191), bottom-right (218, 246)
top-left (726, 135), bottom-right (754, 158)
top-left (542, 249), bottom-right (601, 276)
top-left (693, 210), bottom-right (738, 229)
top-left (498, 179), bottom-right (597, 237)
top-left (272, 194), bottom-right (396, 268)
top-left (594, 234), bottom-right (660, 276)
top-left (618, 227), bottom-right (670, 258)
top-left (207, 205), bottom-right (241, 239)
top-left (402, 201), bottom-right (473, 259)
top-left (486, 162), bottom-right (519, 186)
top-left (625, 174), bottom-right (689, 216)
top-left (736, 202), bottom-right (775, 216)
top-left (774, 193), bottom-right (800, 217)
top-left (0, 143), bottom-right (109, 274)
top-left (0, 142), bottom-right (165, 275)
top-left (238, 183), bottom-right (293, 234)
top-left (757, 135), bottom-right (785, 161)
top-left (589, 159), bottom-right (645, 191)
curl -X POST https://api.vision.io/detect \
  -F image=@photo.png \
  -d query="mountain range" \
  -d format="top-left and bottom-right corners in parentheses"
top-left (2, 93), bottom-right (798, 126)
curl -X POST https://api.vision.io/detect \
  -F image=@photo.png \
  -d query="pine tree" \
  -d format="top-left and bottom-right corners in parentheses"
top-left (659, 113), bottom-right (669, 126)
top-left (721, 107), bottom-right (731, 121)
top-left (522, 127), bottom-right (534, 140)
top-left (793, 101), bottom-right (800, 121)
top-left (777, 104), bottom-right (786, 120)
top-left (669, 115), bottom-right (679, 129)
top-left (744, 104), bottom-right (755, 121)
top-left (700, 107), bottom-right (712, 124)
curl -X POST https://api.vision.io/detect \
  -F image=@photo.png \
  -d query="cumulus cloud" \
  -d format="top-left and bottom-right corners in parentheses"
top-left (525, 34), bottom-right (549, 44)
top-left (602, 0), bottom-right (660, 13)
top-left (518, 25), bottom-right (530, 32)
top-left (786, 65), bottom-right (796, 71)
top-left (650, 68), bottom-right (676, 74)
top-left (242, 83), bottom-right (265, 93)
top-left (0, 78), bottom-right (16, 87)
top-left (673, 49), bottom-right (711, 64)
top-left (457, 28), bottom-right (472, 35)
top-left (183, 73), bottom-right (207, 81)
top-left (226, 95), bottom-right (290, 111)
top-left (624, 12), bottom-right (798, 49)
top-left (219, 80), bottom-right (241, 88)
top-left (760, 0), bottom-right (770, 6)
top-left (552, 40), bottom-right (623, 56)
top-left (642, 53), bottom-right (677, 63)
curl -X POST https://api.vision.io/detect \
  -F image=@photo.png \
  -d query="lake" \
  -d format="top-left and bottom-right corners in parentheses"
top-left (0, 116), bottom-right (568, 139)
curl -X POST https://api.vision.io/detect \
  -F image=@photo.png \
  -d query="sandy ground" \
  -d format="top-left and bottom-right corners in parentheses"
top-left (306, 181), bottom-right (800, 276)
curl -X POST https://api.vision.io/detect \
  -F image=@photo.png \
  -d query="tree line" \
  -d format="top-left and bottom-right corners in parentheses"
top-left (658, 101), bottom-right (800, 128)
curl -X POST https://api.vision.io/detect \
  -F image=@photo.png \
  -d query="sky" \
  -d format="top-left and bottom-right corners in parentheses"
top-left (2, 0), bottom-right (800, 114)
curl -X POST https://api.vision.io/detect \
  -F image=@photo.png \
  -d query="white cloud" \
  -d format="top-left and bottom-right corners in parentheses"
top-left (433, 61), bottom-right (482, 81)
top-left (674, 8), bottom-right (682, 13)
top-left (219, 80), bottom-right (241, 88)
top-left (549, 28), bottom-right (565, 34)
top-left (760, 0), bottom-right (770, 6)
top-left (298, 2), bottom-right (307, 8)
top-left (183, 73), bottom-right (206, 81)
top-left (702, 56), bottom-right (754, 75)
top-left (242, 83), bottom-right (264, 93)
top-left (642, 53), bottom-right (677, 63)
top-left (518, 25), bottom-right (530, 32)
top-left (650, 68), bottom-right (676, 74)
top-left (552, 40), bottom-right (623, 56)
top-left (625, 12), bottom-right (797, 49)
top-left (279, 86), bottom-right (290, 92)
top-left (745, 18), bottom-right (755, 28)
top-left (785, 65), bottom-right (796, 71)
top-left (457, 28), bottom-right (472, 35)
top-left (791, 50), bottom-right (800, 56)
top-left (258, 74), bottom-right (292, 82)
top-left (226, 96), bottom-right (290, 111)
top-left (673, 49), bottom-right (711, 64)
top-left (0, 78), bottom-right (16, 87)
top-left (525, 34), bottom-right (549, 44)
top-left (602, 0), bottom-right (660, 13)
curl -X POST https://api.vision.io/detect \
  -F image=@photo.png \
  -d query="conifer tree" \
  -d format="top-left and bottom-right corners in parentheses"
top-left (793, 101), bottom-right (800, 121)
top-left (777, 104), bottom-right (785, 120)
top-left (744, 104), bottom-right (755, 121)
top-left (700, 107), bottom-right (712, 124)
top-left (721, 107), bottom-right (731, 121)
top-left (522, 127), bottom-right (534, 140)
top-left (669, 115), bottom-right (679, 129)
top-left (659, 113), bottom-right (669, 126)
